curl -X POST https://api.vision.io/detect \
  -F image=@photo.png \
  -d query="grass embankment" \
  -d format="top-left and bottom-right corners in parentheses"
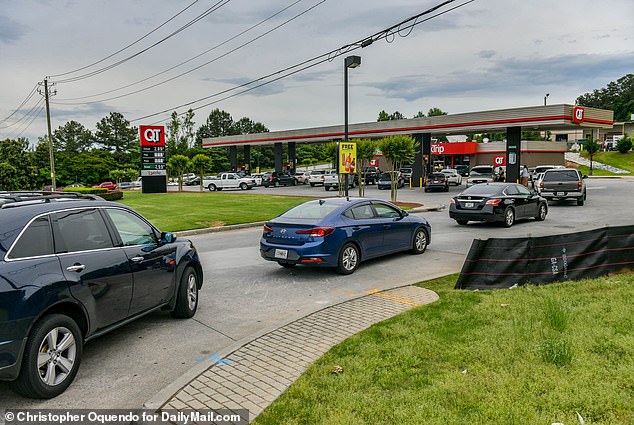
top-left (254, 274), bottom-right (634, 425)
top-left (117, 191), bottom-right (312, 232)
top-left (578, 150), bottom-right (634, 176)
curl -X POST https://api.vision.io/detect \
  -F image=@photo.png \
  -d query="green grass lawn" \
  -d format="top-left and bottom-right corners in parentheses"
top-left (254, 273), bottom-right (634, 425)
top-left (117, 191), bottom-right (313, 232)
top-left (578, 150), bottom-right (634, 175)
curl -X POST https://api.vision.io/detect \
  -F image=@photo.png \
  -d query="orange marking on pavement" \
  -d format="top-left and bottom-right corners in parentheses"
top-left (367, 289), bottom-right (419, 306)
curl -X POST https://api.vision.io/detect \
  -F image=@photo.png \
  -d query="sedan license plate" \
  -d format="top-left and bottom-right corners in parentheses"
top-left (464, 202), bottom-right (474, 208)
top-left (274, 249), bottom-right (288, 259)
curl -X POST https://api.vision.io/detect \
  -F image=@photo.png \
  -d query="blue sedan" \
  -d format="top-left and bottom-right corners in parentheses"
top-left (260, 197), bottom-right (431, 274)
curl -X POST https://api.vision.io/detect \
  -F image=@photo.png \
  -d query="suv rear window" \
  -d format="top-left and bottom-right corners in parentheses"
top-left (542, 170), bottom-right (579, 182)
top-left (470, 167), bottom-right (494, 175)
top-left (8, 216), bottom-right (54, 259)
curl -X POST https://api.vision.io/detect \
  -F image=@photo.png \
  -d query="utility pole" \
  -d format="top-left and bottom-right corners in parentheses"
top-left (38, 78), bottom-right (56, 190)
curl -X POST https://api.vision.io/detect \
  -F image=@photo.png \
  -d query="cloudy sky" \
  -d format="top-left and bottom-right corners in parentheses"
top-left (1, 0), bottom-right (632, 144)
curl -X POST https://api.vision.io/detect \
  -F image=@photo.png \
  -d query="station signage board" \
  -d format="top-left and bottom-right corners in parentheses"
top-left (339, 142), bottom-right (357, 174)
top-left (139, 125), bottom-right (167, 176)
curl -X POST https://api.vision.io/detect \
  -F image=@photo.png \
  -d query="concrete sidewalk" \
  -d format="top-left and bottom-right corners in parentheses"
top-left (145, 285), bottom-right (439, 423)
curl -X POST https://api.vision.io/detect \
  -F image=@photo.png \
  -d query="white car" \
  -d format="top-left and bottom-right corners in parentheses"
top-left (440, 169), bottom-right (462, 185)
top-left (466, 165), bottom-right (495, 187)
top-left (294, 172), bottom-right (308, 185)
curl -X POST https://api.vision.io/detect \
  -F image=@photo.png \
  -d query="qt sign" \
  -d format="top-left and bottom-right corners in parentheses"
top-left (572, 106), bottom-right (585, 124)
top-left (494, 155), bottom-right (506, 166)
top-left (140, 125), bottom-right (165, 147)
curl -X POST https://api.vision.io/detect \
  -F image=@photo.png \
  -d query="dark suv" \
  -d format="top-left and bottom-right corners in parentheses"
top-left (0, 192), bottom-right (203, 398)
top-left (262, 171), bottom-right (298, 187)
top-left (361, 166), bottom-right (381, 185)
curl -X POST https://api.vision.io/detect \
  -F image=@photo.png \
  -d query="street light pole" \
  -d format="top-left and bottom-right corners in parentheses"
top-left (544, 93), bottom-right (550, 106)
top-left (344, 55), bottom-right (361, 198)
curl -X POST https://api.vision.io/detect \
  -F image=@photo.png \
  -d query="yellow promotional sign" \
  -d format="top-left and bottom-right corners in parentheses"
top-left (339, 142), bottom-right (357, 174)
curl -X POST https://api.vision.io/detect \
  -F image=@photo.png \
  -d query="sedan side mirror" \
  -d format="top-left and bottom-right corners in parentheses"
top-left (161, 232), bottom-right (177, 244)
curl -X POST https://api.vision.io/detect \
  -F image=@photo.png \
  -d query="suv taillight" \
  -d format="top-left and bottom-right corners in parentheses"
top-left (578, 181), bottom-right (583, 189)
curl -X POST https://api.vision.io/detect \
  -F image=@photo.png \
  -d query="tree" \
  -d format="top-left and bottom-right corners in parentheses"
top-left (53, 121), bottom-right (93, 153)
top-left (0, 138), bottom-right (38, 189)
top-left (109, 169), bottom-right (126, 184)
top-left (196, 108), bottom-right (236, 144)
top-left (324, 143), bottom-right (337, 168)
top-left (427, 107), bottom-right (448, 117)
top-left (355, 139), bottom-right (377, 197)
top-left (95, 112), bottom-right (138, 154)
top-left (616, 136), bottom-right (632, 153)
top-left (379, 135), bottom-right (415, 202)
top-left (584, 137), bottom-right (601, 176)
top-left (190, 153), bottom-right (212, 192)
top-left (378, 110), bottom-right (405, 121)
top-left (576, 74), bottom-right (634, 122)
top-left (167, 154), bottom-right (191, 191)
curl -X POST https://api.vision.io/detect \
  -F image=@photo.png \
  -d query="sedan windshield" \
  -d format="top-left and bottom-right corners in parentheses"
top-left (279, 201), bottom-right (341, 219)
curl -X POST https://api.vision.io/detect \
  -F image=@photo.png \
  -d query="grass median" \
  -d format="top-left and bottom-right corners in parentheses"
top-left (117, 191), bottom-right (313, 232)
top-left (254, 273), bottom-right (634, 425)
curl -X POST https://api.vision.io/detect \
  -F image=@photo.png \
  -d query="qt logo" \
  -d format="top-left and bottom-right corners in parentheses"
top-left (572, 106), bottom-right (585, 123)
top-left (139, 125), bottom-right (165, 146)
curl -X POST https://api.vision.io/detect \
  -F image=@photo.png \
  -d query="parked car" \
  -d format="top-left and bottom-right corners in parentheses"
top-left (377, 172), bottom-right (405, 190)
top-left (260, 197), bottom-right (431, 274)
top-left (466, 165), bottom-right (495, 187)
top-left (294, 172), bottom-right (309, 185)
top-left (399, 167), bottom-right (413, 183)
top-left (203, 172), bottom-right (256, 191)
top-left (92, 181), bottom-right (117, 190)
top-left (455, 164), bottom-right (469, 177)
top-left (261, 171), bottom-right (298, 187)
top-left (538, 168), bottom-right (587, 205)
top-left (449, 182), bottom-right (548, 227)
top-left (184, 176), bottom-right (200, 186)
top-left (307, 170), bottom-right (327, 187)
top-left (361, 166), bottom-right (381, 185)
top-left (0, 191), bottom-right (203, 398)
top-left (424, 172), bottom-right (449, 192)
top-left (440, 168), bottom-right (463, 185)
top-left (118, 181), bottom-right (134, 190)
top-left (324, 172), bottom-right (358, 191)
top-left (63, 183), bottom-right (85, 190)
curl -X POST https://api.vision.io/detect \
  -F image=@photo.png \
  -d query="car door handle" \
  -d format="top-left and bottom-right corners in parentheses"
top-left (66, 264), bottom-right (85, 273)
top-left (383, 225), bottom-right (391, 229)
top-left (352, 226), bottom-right (361, 231)
top-left (130, 256), bottom-right (145, 263)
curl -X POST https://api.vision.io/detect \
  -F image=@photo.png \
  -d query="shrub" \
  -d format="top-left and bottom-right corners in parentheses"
top-left (616, 137), bottom-right (632, 153)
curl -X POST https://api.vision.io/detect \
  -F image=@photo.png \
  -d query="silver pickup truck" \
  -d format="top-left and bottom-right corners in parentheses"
top-left (537, 168), bottom-right (587, 206)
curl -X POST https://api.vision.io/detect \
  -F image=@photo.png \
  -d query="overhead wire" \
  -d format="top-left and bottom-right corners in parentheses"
top-left (0, 83), bottom-right (39, 125)
top-left (51, 0), bottom-right (233, 84)
top-left (49, 0), bottom-right (201, 78)
top-left (53, 0), bottom-right (316, 104)
top-left (1, 97), bottom-right (45, 139)
top-left (134, 0), bottom-right (475, 124)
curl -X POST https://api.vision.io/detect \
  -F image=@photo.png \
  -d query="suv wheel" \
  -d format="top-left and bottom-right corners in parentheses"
top-left (171, 266), bottom-right (199, 318)
top-left (12, 314), bottom-right (83, 399)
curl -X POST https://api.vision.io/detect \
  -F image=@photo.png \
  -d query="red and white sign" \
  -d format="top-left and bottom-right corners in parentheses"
top-left (494, 155), bottom-right (506, 166)
top-left (430, 142), bottom-right (478, 155)
top-left (140, 125), bottom-right (166, 147)
top-left (572, 106), bottom-right (585, 124)
top-left (370, 158), bottom-right (378, 166)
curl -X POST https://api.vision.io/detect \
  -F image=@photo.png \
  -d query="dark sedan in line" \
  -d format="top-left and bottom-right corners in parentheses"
top-left (449, 183), bottom-right (548, 227)
top-left (260, 197), bottom-right (431, 274)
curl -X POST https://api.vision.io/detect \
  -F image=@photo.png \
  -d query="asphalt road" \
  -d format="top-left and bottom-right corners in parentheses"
top-left (1, 177), bottom-right (631, 411)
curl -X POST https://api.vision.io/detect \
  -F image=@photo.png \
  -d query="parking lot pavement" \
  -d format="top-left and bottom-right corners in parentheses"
top-left (146, 285), bottom-right (439, 420)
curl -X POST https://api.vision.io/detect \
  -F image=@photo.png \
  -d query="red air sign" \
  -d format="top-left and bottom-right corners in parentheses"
top-left (572, 106), bottom-right (585, 124)
top-left (140, 125), bottom-right (165, 147)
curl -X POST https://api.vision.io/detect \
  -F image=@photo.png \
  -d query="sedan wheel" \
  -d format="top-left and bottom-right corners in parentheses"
top-left (337, 243), bottom-right (359, 275)
top-left (535, 203), bottom-right (547, 221)
top-left (411, 228), bottom-right (428, 254)
top-left (503, 207), bottom-right (515, 228)
top-left (12, 314), bottom-right (83, 399)
top-left (171, 266), bottom-right (199, 318)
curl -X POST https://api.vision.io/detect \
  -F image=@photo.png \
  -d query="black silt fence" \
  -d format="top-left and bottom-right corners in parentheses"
top-left (455, 225), bottom-right (634, 290)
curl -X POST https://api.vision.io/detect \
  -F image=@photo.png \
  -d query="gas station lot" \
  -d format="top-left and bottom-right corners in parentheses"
top-left (1, 177), bottom-right (631, 411)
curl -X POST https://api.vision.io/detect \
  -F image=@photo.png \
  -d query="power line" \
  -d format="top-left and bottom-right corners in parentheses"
top-left (51, 0), bottom-right (233, 84)
top-left (0, 83), bottom-right (39, 125)
top-left (134, 0), bottom-right (474, 124)
top-left (53, 0), bottom-right (314, 104)
top-left (49, 0), bottom-right (201, 78)
top-left (1, 98), bottom-right (45, 138)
